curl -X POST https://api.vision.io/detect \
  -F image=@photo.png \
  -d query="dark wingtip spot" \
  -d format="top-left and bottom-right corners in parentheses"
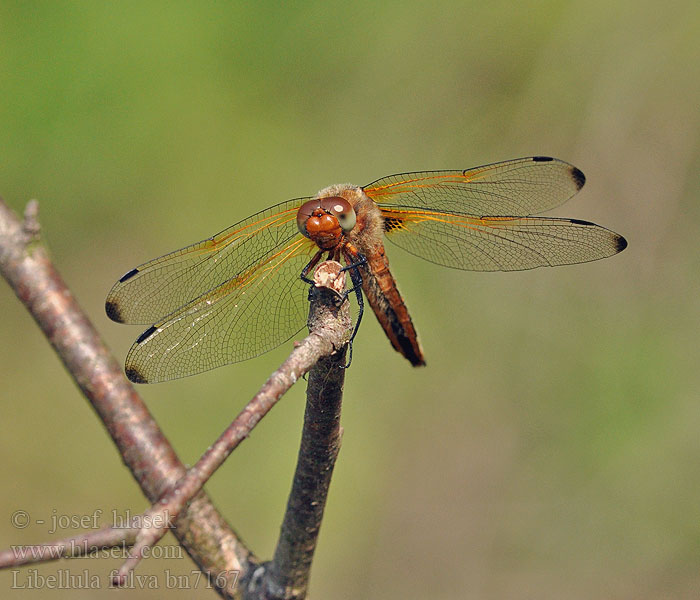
top-left (570, 166), bottom-right (586, 190)
top-left (136, 325), bottom-right (158, 344)
top-left (615, 235), bottom-right (628, 252)
top-left (105, 300), bottom-right (123, 322)
top-left (126, 367), bottom-right (148, 384)
top-left (119, 268), bottom-right (139, 283)
top-left (570, 218), bottom-right (594, 226)
top-left (532, 155), bottom-right (553, 162)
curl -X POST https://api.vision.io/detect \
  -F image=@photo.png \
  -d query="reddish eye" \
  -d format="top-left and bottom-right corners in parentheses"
top-left (297, 199), bottom-right (321, 237)
top-left (319, 196), bottom-right (356, 232)
top-left (297, 196), bottom-right (357, 237)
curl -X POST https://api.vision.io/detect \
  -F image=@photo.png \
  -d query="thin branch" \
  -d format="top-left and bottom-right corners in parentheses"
top-left (0, 198), bottom-right (249, 596)
top-left (0, 526), bottom-right (138, 568)
top-left (112, 263), bottom-right (352, 592)
top-left (1, 197), bottom-right (353, 599)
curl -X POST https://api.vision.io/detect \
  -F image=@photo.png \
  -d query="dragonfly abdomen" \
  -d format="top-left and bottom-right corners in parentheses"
top-left (361, 243), bottom-right (425, 367)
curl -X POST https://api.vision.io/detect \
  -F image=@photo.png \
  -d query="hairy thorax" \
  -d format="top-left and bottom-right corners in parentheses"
top-left (313, 183), bottom-right (384, 256)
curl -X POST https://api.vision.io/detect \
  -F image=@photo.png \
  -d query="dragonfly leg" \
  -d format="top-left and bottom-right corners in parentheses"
top-left (300, 247), bottom-right (366, 368)
top-left (300, 250), bottom-right (326, 286)
top-left (338, 250), bottom-right (367, 368)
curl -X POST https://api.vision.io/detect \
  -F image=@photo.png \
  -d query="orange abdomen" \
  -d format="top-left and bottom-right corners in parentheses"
top-left (361, 244), bottom-right (425, 366)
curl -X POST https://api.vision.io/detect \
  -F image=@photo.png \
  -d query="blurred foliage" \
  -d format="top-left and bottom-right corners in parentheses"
top-left (1, 1), bottom-right (699, 598)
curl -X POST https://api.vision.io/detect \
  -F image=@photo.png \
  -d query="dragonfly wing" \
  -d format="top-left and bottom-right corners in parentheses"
top-left (106, 198), bottom-right (308, 325)
top-left (364, 156), bottom-right (585, 217)
top-left (380, 210), bottom-right (627, 271)
top-left (123, 236), bottom-right (317, 383)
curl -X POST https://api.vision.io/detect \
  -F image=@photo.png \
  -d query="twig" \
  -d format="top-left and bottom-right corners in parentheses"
top-left (0, 198), bottom-right (250, 596)
top-left (1, 197), bottom-right (353, 598)
top-left (112, 262), bottom-right (352, 590)
top-left (0, 526), bottom-right (138, 568)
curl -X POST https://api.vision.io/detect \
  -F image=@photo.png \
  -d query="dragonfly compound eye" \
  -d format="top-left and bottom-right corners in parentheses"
top-left (320, 196), bottom-right (356, 233)
top-left (297, 199), bottom-right (322, 237)
top-left (305, 213), bottom-right (338, 237)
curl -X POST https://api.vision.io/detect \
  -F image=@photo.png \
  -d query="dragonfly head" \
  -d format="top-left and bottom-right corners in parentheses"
top-left (297, 196), bottom-right (356, 249)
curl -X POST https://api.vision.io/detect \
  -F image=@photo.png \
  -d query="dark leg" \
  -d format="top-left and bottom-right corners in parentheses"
top-left (300, 250), bottom-right (325, 285)
top-left (341, 254), bottom-right (365, 341)
top-left (339, 252), bottom-right (367, 368)
top-left (299, 248), bottom-right (366, 368)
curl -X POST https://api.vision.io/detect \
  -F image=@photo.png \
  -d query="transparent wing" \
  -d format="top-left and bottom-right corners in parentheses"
top-left (123, 236), bottom-right (318, 383)
top-left (106, 198), bottom-right (309, 324)
top-left (380, 209), bottom-right (627, 271)
top-left (364, 156), bottom-right (586, 217)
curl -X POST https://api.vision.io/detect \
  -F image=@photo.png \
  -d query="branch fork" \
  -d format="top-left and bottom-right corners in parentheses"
top-left (0, 196), bottom-right (353, 600)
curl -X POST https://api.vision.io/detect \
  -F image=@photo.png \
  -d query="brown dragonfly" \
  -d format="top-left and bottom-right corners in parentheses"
top-left (106, 156), bottom-right (626, 383)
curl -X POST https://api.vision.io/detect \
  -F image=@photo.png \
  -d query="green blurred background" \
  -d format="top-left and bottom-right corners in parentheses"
top-left (1, 1), bottom-right (699, 598)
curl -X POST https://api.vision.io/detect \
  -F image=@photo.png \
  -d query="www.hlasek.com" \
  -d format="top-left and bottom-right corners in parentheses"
top-left (11, 541), bottom-right (182, 561)
top-left (8, 508), bottom-right (239, 591)
top-left (10, 568), bottom-right (240, 591)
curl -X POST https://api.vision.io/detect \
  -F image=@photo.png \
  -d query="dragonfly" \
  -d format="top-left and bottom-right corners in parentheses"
top-left (106, 156), bottom-right (627, 384)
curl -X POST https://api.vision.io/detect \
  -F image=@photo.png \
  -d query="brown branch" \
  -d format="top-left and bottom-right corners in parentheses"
top-left (260, 345), bottom-right (347, 599)
top-left (112, 263), bottom-right (352, 595)
top-left (0, 526), bottom-right (138, 568)
top-left (1, 197), bottom-right (353, 599)
top-left (0, 198), bottom-right (250, 596)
